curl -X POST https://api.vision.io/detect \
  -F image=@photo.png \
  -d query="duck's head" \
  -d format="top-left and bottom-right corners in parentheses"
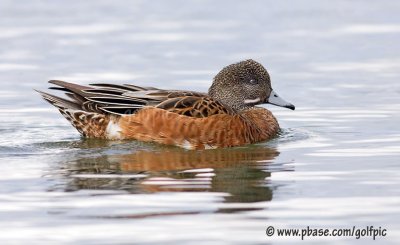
top-left (209, 59), bottom-right (295, 111)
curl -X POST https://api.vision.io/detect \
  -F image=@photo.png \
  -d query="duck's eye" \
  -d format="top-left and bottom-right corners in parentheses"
top-left (249, 79), bottom-right (258, 85)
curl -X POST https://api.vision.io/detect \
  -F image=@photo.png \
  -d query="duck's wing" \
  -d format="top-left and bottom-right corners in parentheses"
top-left (155, 95), bottom-right (234, 117)
top-left (123, 90), bottom-right (234, 117)
top-left (38, 80), bottom-right (153, 115)
top-left (38, 80), bottom-right (234, 117)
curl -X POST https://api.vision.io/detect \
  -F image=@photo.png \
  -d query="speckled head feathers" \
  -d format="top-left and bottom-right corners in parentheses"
top-left (208, 59), bottom-right (273, 111)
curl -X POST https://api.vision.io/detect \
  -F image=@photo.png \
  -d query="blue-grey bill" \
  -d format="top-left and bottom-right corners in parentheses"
top-left (267, 90), bottom-right (295, 110)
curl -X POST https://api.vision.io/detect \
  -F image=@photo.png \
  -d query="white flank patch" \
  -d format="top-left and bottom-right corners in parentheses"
top-left (180, 140), bottom-right (193, 150)
top-left (106, 120), bottom-right (122, 139)
top-left (244, 97), bottom-right (261, 104)
top-left (179, 141), bottom-right (217, 150)
top-left (204, 144), bottom-right (216, 150)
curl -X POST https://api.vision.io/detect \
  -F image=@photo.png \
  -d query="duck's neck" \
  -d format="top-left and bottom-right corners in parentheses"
top-left (208, 92), bottom-right (249, 112)
top-left (208, 83), bottom-right (248, 112)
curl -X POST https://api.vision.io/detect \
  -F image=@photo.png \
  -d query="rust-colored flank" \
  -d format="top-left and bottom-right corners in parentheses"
top-left (37, 59), bottom-right (295, 149)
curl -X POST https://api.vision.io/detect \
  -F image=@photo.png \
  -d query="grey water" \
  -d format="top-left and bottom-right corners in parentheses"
top-left (0, 0), bottom-right (399, 244)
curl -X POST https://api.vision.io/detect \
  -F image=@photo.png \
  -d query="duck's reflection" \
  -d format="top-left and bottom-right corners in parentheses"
top-left (59, 143), bottom-right (280, 210)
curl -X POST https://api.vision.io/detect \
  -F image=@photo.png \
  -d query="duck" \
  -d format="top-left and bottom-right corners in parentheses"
top-left (37, 59), bottom-right (295, 149)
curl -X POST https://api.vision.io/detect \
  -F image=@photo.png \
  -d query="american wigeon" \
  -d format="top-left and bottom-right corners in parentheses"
top-left (37, 59), bottom-right (295, 149)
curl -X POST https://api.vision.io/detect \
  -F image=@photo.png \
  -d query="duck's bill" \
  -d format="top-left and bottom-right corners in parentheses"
top-left (267, 90), bottom-right (295, 110)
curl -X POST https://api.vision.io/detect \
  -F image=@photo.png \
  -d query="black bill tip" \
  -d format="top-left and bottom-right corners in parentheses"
top-left (286, 104), bottom-right (295, 110)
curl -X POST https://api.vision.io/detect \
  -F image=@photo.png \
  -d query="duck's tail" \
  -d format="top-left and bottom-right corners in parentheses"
top-left (36, 84), bottom-right (111, 138)
top-left (35, 89), bottom-right (81, 111)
